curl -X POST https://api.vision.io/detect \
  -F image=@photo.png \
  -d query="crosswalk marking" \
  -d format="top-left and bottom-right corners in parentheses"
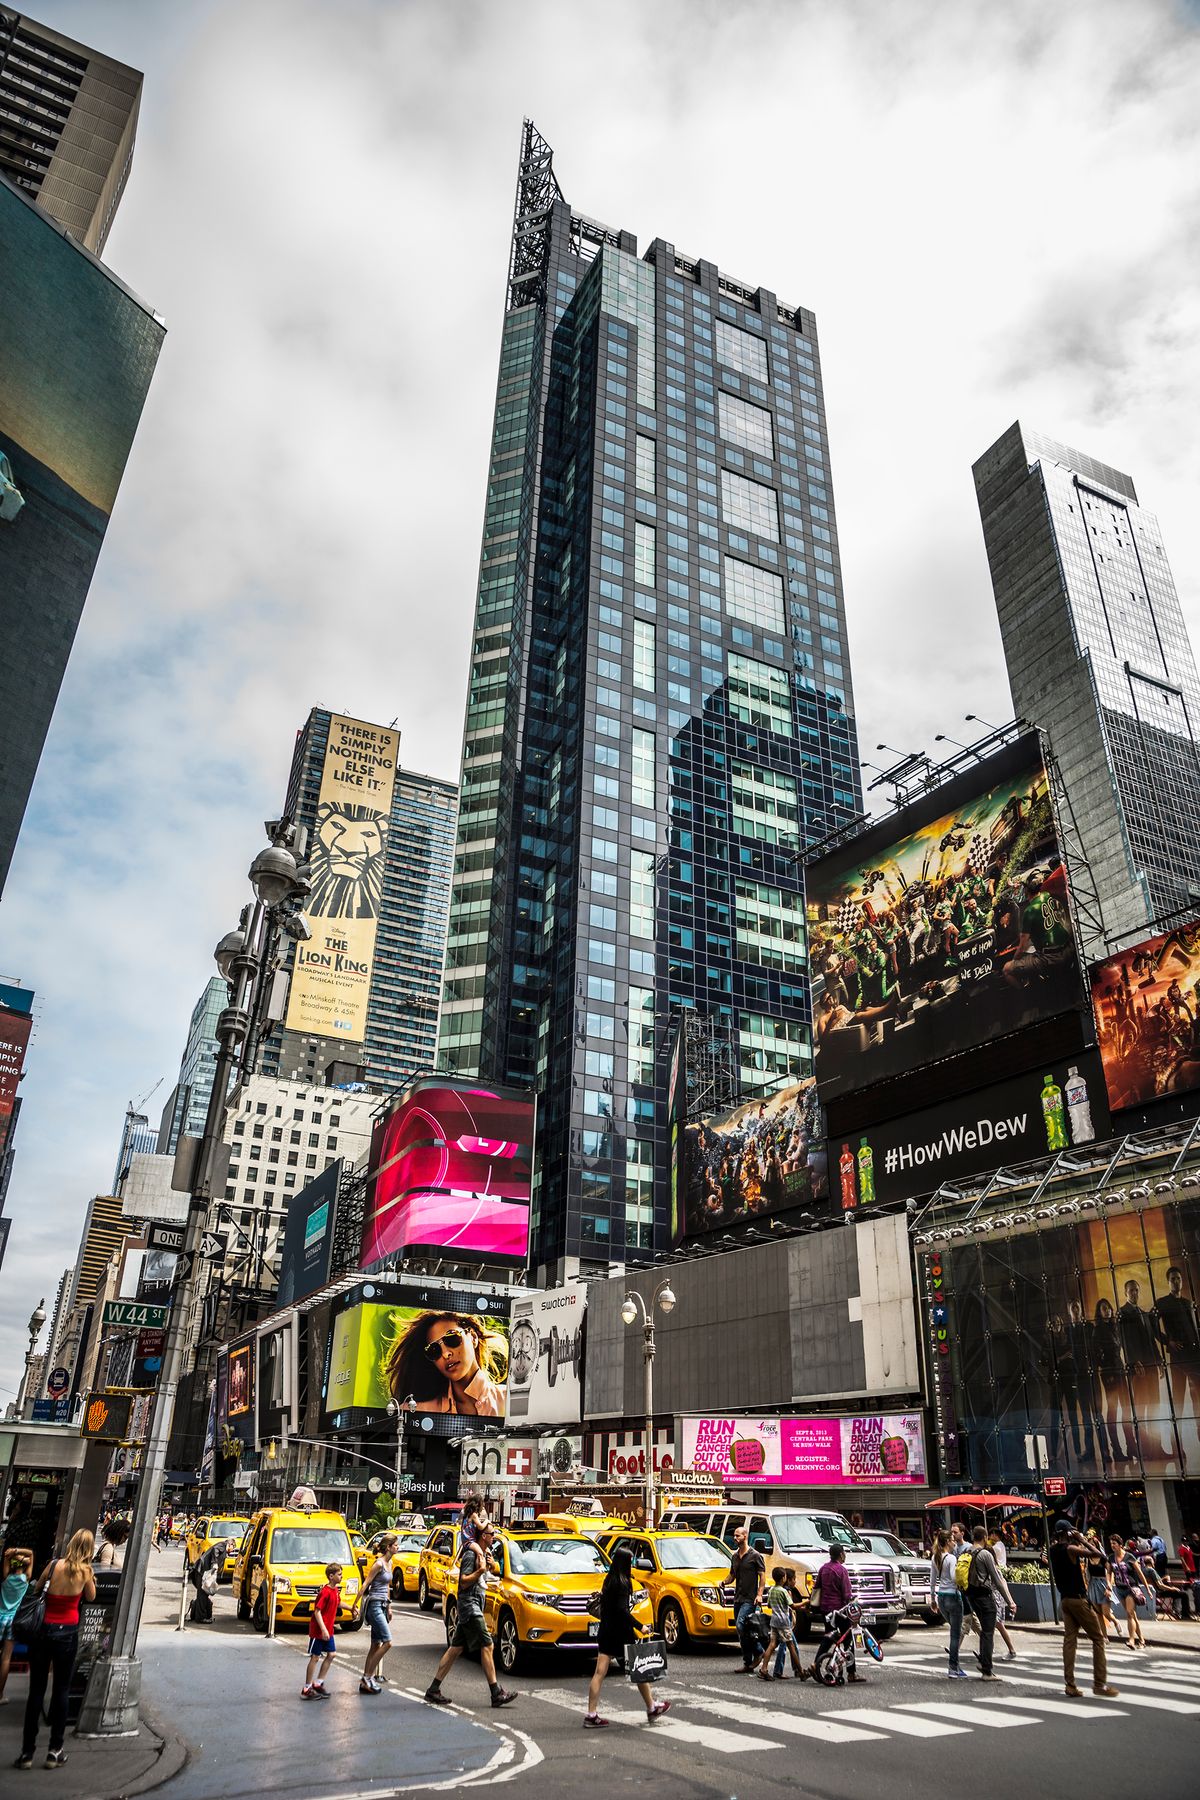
top-left (896, 1701), bottom-right (1042, 1728)
top-left (655, 1688), bottom-right (888, 1743)
top-left (833, 1707), bottom-right (968, 1736)
top-left (1087, 1670), bottom-right (1200, 1699)
top-left (987, 1695), bottom-right (1125, 1719)
top-left (528, 1687), bottom-right (784, 1752)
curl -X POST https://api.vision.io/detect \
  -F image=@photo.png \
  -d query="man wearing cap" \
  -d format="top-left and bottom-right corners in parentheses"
top-left (424, 1522), bottom-right (517, 1711)
top-left (1048, 1520), bottom-right (1119, 1699)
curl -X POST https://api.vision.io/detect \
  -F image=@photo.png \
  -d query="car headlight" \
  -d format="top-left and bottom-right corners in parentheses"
top-left (272, 1577), bottom-right (292, 1595)
top-left (694, 1586), bottom-right (724, 1605)
top-left (344, 1579), bottom-right (359, 1595)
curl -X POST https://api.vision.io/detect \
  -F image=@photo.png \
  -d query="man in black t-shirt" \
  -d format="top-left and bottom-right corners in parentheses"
top-left (731, 1527), bottom-right (766, 1672)
top-left (1048, 1521), bottom-right (1117, 1699)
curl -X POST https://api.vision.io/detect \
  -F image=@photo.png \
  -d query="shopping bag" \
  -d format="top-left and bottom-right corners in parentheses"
top-left (628, 1637), bottom-right (668, 1684)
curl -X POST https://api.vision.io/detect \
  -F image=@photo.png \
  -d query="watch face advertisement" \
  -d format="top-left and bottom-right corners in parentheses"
top-left (831, 1053), bottom-right (1110, 1209)
top-left (680, 1413), bottom-right (928, 1487)
top-left (806, 734), bottom-right (1084, 1103)
top-left (322, 1281), bottom-right (511, 1428)
top-left (1090, 920), bottom-right (1200, 1112)
top-left (677, 1077), bottom-right (828, 1241)
top-left (926, 1195), bottom-right (1200, 1484)
top-left (361, 1077), bottom-right (534, 1267)
top-left (505, 1285), bottom-right (585, 1426)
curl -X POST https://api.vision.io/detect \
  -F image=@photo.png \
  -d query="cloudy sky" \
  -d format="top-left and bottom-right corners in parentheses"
top-left (2, 0), bottom-right (1199, 1388)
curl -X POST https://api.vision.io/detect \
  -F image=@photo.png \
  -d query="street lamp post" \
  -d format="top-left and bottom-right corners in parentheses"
top-left (620, 1281), bottom-right (676, 1528)
top-left (80, 824), bottom-right (310, 1735)
top-left (14, 1299), bottom-right (46, 1418)
top-left (386, 1395), bottom-right (417, 1515)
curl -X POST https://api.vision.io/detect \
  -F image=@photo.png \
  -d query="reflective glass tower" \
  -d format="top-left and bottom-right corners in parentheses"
top-left (438, 123), bottom-right (862, 1277)
top-left (974, 424), bottom-right (1200, 942)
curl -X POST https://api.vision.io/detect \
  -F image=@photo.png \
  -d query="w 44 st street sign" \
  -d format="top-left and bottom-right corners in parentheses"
top-left (103, 1301), bottom-right (168, 1329)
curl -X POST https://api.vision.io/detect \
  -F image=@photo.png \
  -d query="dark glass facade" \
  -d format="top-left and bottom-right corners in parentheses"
top-left (439, 124), bottom-right (862, 1277)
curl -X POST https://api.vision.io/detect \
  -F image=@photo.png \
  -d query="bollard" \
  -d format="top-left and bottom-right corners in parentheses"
top-left (266, 1574), bottom-right (277, 1638)
top-left (177, 1559), bottom-right (190, 1632)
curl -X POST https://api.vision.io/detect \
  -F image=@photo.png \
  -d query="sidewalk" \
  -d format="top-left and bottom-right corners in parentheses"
top-left (0, 1683), bottom-right (188, 1798)
top-left (1012, 1616), bottom-right (1200, 1654)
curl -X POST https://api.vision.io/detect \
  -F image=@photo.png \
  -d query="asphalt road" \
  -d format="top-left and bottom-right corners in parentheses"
top-left (139, 1549), bottom-right (1200, 1800)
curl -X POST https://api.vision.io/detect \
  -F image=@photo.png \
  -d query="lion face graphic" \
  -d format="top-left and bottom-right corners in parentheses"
top-left (308, 802), bottom-right (388, 920)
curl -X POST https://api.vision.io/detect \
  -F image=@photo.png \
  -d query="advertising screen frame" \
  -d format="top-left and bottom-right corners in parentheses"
top-left (679, 1412), bottom-right (929, 1488)
top-left (806, 732), bottom-right (1085, 1105)
top-left (677, 1077), bottom-right (828, 1240)
top-left (505, 1284), bottom-right (585, 1427)
top-left (277, 1159), bottom-right (341, 1306)
top-left (322, 1280), bottom-right (512, 1431)
top-left (1090, 921), bottom-right (1200, 1114)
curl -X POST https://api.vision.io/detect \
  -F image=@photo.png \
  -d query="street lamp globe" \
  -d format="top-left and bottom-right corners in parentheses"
top-left (621, 1297), bottom-right (638, 1326)
top-left (28, 1299), bottom-right (46, 1342)
top-left (214, 929), bottom-right (246, 982)
top-left (249, 843), bottom-right (301, 908)
top-left (657, 1284), bottom-right (676, 1315)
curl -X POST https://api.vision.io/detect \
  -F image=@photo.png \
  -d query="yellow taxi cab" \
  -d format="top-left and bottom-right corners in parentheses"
top-left (233, 1507), bottom-right (362, 1632)
top-left (185, 1514), bottom-right (251, 1582)
top-left (531, 1513), bottom-right (631, 1539)
top-left (596, 1526), bottom-right (735, 1649)
top-left (443, 1529), bottom-right (653, 1677)
top-left (363, 1528), bottom-right (427, 1599)
top-left (417, 1524), bottom-right (460, 1611)
top-left (349, 1530), bottom-right (370, 1583)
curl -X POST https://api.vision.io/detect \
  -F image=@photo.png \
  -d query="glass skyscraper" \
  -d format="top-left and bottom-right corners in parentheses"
top-left (974, 423), bottom-right (1200, 943)
top-left (157, 975), bottom-right (226, 1156)
top-left (438, 123), bottom-right (862, 1278)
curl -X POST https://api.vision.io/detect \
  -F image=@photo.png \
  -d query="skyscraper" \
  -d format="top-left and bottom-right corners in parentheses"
top-left (438, 123), bottom-right (862, 1277)
top-left (974, 423), bottom-right (1200, 942)
top-left (264, 708), bottom-right (457, 1095)
top-left (0, 8), bottom-right (141, 255)
top-left (66, 1192), bottom-right (127, 1308)
top-left (157, 976), bottom-right (226, 1156)
top-left (112, 1106), bottom-right (158, 1192)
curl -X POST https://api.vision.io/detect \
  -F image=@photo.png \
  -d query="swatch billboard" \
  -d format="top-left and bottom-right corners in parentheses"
top-left (676, 1077), bottom-right (828, 1240)
top-left (322, 1280), bottom-right (511, 1427)
top-left (361, 1077), bottom-right (533, 1267)
top-left (806, 733), bottom-right (1083, 1102)
top-left (285, 713), bottom-right (398, 1044)
top-left (680, 1412), bottom-right (928, 1488)
top-left (1090, 920), bottom-right (1200, 1112)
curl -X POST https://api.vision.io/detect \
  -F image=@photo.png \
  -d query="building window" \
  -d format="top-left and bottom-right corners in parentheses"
top-left (628, 985), bottom-right (655, 1082)
top-left (721, 468), bottom-right (779, 542)
top-left (630, 849), bottom-right (656, 939)
top-left (719, 391), bottom-right (774, 458)
top-left (635, 521), bottom-right (656, 588)
top-left (633, 618), bottom-right (656, 691)
top-left (716, 317), bottom-right (769, 384)
top-left (735, 880), bottom-right (806, 971)
top-left (725, 557), bottom-right (784, 633)
top-left (739, 1011), bottom-right (810, 1088)
top-left (732, 762), bottom-right (799, 845)
top-left (632, 729), bottom-right (656, 808)
top-left (727, 653), bottom-right (793, 735)
top-left (636, 434), bottom-right (656, 493)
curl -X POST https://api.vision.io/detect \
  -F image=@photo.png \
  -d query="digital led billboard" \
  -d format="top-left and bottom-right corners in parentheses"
top-left (680, 1412), bottom-right (928, 1487)
top-left (677, 1077), bottom-right (828, 1238)
top-left (806, 734), bottom-right (1083, 1102)
top-left (1091, 921), bottom-right (1200, 1113)
top-left (923, 1197), bottom-right (1200, 1484)
top-left (277, 1160), bottom-right (340, 1306)
top-left (322, 1281), bottom-right (511, 1426)
top-left (0, 983), bottom-right (33, 1160)
top-left (361, 1077), bottom-right (533, 1267)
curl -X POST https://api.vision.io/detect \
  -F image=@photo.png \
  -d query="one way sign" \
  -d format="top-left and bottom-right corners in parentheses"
top-left (199, 1231), bottom-right (228, 1259)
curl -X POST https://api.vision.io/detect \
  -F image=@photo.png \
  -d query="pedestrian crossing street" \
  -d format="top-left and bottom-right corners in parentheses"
top-left (528, 1642), bottom-right (1200, 1755)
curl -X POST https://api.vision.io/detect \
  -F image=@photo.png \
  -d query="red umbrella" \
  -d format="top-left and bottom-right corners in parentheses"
top-left (924, 1494), bottom-right (1044, 1511)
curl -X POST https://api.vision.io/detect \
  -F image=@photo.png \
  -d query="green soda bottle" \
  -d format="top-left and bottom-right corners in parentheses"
top-left (857, 1137), bottom-right (875, 1204)
top-left (1041, 1074), bottom-right (1067, 1151)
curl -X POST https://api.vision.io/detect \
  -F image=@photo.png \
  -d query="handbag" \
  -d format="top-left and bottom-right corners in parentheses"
top-left (13, 1585), bottom-right (46, 1643)
top-left (628, 1637), bottom-right (668, 1684)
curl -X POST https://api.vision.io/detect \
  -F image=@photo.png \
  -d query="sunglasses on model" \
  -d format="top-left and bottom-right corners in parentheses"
top-left (424, 1329), bottom-right (465, 1361)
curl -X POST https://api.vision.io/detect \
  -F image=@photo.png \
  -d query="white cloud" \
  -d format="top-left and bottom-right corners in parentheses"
top-left (2, 0), bottom-right (1199, 1382)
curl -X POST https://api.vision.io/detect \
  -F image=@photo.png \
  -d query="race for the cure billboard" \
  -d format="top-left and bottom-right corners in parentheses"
top-left (285, 714), bottom-right (398, 1043)
top-left (681, 1413), bottom-right (928, 1487)
top-left (0, 982), bottom-right (33, 1159)
top-left (1090, 919), bottom-right (1200, 1113)
top-left (361, 1076), bottom-right (533, 1267)
top-left (806, 733), bottom-right (1083, 1103)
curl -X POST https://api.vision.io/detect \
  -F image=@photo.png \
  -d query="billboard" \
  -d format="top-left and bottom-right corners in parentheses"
top-left (322, 1281), bottom-right (511, 1426)
top-left (680, 1412), bottom-right (928, 1487)
top-left (225, 1334), bottom-right (256, 1449)
top-left (1091, 921), bottom-right (1200, 1112)
top-left (806, 734), bottom-right (1083, 1102)
top-left (285, 713), bottom-right (399, 1042)
top-left (832, 1053), bottom-right (1110, 1209)
top-left (678, 1077), bottom-right (828, 1238)
top-left (277, 1160), bottom-right (340, 1306)
top-left (0, 985), bottom-right (33, 1160)
top-left (361, 1077), bottom-right (533, 1267)
top-left (505, 1284), bottom-right (585, 1426)
top-left (0, 181), bottom-right (164, 889)
top-left (924, 1195), bottom-right (1200, 1483)
top-left (257, 1321), bottom-right (294, 1442)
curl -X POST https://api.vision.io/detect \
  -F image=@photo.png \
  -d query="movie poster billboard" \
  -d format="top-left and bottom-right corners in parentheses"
top-left (925, 1196), bottom-right (1200, 1483)
top-left (678, 1078), bottom-right (828, 1239)
top-left (832, 1053), bottom-right (1111, 1209)
top-left (361, 1077), bottom-right (533, 1267)
top-left (680, 1412), bottom-right (928, 1487)
top-left (505, 1284), bottom-right (585, 1426)
top-left (321, 1280), bottom-right (511, 1428)
top-left (277, 1160), bottom-right (340, 1306)
top-left (224, 1334), bottom-right (256, 1448)
top-left (284, 713), bottom-right (399, 1043)
top-left (1091, 921), bottom-right (1200, 1112)
top-left (806, 734), bottom-right (1084, 1102)
top-left (0, 984), bottom-right (33, 1160)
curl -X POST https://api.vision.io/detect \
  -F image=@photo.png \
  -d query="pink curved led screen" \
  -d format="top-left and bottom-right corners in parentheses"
top-left (361, 1078), bottom-right (534, 1267)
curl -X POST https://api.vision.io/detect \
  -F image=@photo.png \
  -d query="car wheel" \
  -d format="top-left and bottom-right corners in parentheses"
top-left (794, 1611), bottom-right (813, 1642)
top-left (252, 1589), bottom-right (268, 1633)
top-left (659, 1600), bottom-right (687, 1651)
top-left (496, 1610), bottom-right (521, 1676)
top-left (922, 1608), bottom-right (944, 1627)
top-left (873, 1619), bottom-right (900, 1642)
top-left (343, 1607), bottom-right (365, 1634)
top-left (236, 1591), bottom-right (250, 1622)
top-left (444, 1598), bottom-right (459, 1645)
top-left (418, 1573), bottom-right (434, 1612)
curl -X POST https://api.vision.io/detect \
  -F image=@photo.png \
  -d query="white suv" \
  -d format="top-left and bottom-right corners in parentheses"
top-left (661, 1504), bottom-right (904, 1640)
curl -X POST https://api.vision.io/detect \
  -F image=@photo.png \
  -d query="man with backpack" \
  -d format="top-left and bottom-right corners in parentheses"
top-left (959, 1526), bottom-right (1001, 1678)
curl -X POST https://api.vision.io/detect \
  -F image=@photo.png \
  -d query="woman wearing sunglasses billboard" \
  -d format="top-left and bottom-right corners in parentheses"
top-left (387, 1311), bottom-right (507, 1415)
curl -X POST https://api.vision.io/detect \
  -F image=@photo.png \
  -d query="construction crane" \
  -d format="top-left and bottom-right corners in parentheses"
top-left (129, 1077), bottom-right (164, 1118)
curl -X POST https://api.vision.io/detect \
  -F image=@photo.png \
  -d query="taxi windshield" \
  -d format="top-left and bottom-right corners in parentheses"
top-left (396, 1534), bottom-right (426, 1551)
top-left (269, 1527), bottom-right (353, 1566)
top-left (209, 1520), bottom-right (245, 1539)
top-left (773, 1515), bottom-right (868, 1553)
top-left (508, 1537), bottom-right (607, 1576)
top-left (656, 1536), bottom-right (732, 1571)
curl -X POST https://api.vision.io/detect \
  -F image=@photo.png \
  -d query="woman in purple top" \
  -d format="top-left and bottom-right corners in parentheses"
top-left (812, 1545), bottom-right (865, 1683)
